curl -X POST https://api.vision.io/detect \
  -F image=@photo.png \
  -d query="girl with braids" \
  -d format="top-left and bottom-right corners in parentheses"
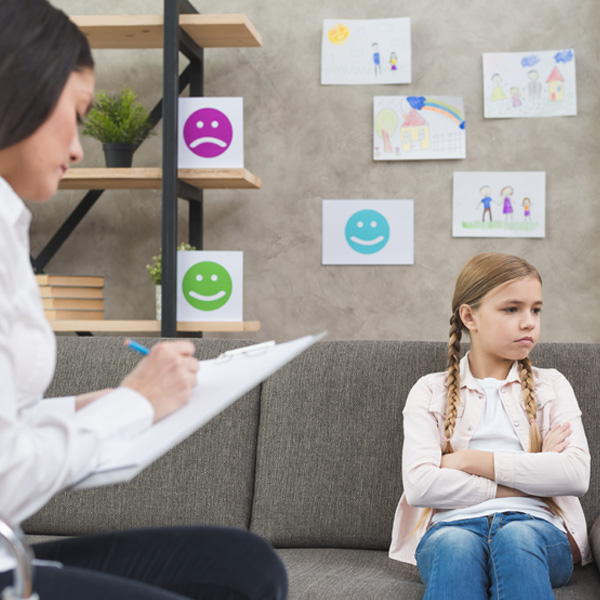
top-left (389, 252), bottom-right (591, 599)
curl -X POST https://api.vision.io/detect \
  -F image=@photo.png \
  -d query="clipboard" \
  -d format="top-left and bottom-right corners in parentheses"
top-left (71, 331), bottom-right (327, 490)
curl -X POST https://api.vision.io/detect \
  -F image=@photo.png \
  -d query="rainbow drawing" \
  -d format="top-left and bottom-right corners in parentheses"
top-left (407, 96), bottom-right (465, 129)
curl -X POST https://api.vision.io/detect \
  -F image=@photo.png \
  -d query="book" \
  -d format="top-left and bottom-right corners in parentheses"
top-left (72, 331), bottom-right (327, 490)
top-left (35, 275), bottom-right (104, 287)
top-left (41, 298), bottom-right (104, 310)
top-left (43, 309), bottom-right (104, 320)
top-left (38, 286), bottom-right (104, 299)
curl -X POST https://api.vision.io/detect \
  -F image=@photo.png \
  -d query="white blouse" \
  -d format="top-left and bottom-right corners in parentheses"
top-left (0, 176), bottom-right (154, 570)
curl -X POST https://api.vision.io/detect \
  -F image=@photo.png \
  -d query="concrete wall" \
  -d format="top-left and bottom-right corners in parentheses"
top-left (37, 0), bottom-right (600, 342)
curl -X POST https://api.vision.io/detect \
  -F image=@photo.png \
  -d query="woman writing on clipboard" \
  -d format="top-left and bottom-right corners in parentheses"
top-left (0, 1), bottom-right (287, 598)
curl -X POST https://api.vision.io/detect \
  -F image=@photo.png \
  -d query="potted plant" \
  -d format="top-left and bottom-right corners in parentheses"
top-left (82, 86), bottom-right (155, 168)
top-left (147, 242), bottom-right (196, 320)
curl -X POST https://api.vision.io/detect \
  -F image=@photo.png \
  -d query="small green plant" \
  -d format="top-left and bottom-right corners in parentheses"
top-left (146, 242), bottom-right (196, 285)
top-left (82, 87), bottom-right (155, 145)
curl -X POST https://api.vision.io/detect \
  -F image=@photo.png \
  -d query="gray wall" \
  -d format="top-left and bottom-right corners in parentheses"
top-left (36, 0), bottom-right (600, 342)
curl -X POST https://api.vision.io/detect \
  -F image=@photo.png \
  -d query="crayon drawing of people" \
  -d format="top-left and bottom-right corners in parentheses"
top-left (490, 73), bottom-right (507, 101)
top-left (527, 70), bottom-right (542, 110)
top-left (372, 43), bottom-right (382, 76)
top-left (523, 197), bottom-right (533, 221)
top-left (477, 185), bottom-right (495, 222)
top-left (510, 87), bottom-right (523, 108)
top-left (390, 51), bottom-right (397, 71)
top-left (501, 186), bottom-right (514, 221)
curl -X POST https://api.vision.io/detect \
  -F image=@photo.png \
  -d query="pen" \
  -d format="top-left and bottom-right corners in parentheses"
top-left (124, 338), bottom-right (150, 356)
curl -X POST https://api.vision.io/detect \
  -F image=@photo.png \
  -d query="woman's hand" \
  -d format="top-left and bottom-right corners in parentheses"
top-left (541, 422), bottom-right (571, 453)
top-left (120, 340), bottom-right (199, 422)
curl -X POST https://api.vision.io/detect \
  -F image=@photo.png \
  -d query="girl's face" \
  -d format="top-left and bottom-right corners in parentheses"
top-left (0, 68), bottom-right (94, 202)
top-left (460, 275), bottom-right (542, 377)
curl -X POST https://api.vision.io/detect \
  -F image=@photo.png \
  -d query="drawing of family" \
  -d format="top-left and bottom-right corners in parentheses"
top-left (477, 186), bottom-right (532, 222)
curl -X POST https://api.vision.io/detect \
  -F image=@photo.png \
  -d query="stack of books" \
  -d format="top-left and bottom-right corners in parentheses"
top-left (35, 275), bottom-right (105, 320)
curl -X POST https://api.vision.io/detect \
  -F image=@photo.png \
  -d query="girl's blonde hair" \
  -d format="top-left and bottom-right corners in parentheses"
top-left (414, 253), bottom-right (561, 532)
top-left (444, 252), bottom-right (541, 454)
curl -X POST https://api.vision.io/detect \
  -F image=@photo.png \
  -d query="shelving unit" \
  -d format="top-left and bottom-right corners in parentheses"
top-left (48, 320), bottom-right (260, 334)
top-left (59, 168), bottom-right (261, 190)
top-left (36, 1), bottom-right (262, 336)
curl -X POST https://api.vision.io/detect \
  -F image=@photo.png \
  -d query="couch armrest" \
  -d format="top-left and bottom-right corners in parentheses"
top-left (590, 513), bottom-right (600, 570)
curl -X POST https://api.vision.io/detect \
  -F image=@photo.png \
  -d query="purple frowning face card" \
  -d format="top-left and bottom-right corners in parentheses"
top-left (178, 98), bottom-right (243, 168)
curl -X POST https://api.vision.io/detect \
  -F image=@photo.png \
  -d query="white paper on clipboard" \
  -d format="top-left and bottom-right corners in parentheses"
top-left (72, 331), bottom-right (327, 490)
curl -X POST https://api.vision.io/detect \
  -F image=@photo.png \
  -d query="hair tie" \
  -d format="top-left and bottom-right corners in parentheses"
top-left (529, 418), bottom-right (537, 424)
top-left (444, 437), bottom-right (451, 442)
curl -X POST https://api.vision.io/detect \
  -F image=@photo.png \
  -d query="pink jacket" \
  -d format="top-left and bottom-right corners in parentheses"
top-left (389, 353), bottom-right (591, 566)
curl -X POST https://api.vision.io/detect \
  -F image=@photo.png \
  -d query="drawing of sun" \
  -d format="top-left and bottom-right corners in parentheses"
top-left (328, 23), bottom-right (350, 45)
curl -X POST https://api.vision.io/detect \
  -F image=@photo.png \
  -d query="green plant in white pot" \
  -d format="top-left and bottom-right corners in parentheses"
top-left (147, 242), bottom-right (196, 320)
top-left (82, 87), bottom-right (155, 168)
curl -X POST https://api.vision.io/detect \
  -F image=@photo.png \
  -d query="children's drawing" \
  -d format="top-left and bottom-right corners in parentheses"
top-left (321, 18), bottom-right (411, 85)
top-left (322, 199), bottom-right (414, 265)
top-left (483, 50), bottom-right (576, 118)
top-left (453, 172), bottom-right (546, 238)
top-left (374, 96), bottom-right (466, 161)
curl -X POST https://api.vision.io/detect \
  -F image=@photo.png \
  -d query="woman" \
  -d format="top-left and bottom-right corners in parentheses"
top-left (0, 1), bottom-right (287, 598)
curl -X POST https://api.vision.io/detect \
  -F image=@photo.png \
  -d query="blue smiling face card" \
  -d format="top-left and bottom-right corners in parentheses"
top-left (322, 199), bottom-right (414, 265)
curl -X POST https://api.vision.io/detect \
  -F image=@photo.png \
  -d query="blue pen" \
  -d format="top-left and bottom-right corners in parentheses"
top-left (124, 338), bottom-right (150, 356)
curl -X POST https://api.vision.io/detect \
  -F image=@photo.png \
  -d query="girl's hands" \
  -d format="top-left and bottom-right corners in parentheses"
top-left (120, 340), bottom-right (199, 422)
top-left (541, 422), bottom-right (571, 453)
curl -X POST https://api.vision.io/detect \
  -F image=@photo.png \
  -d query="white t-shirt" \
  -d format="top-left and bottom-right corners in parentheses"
top-left (432, 377), bottom-right (565, 531)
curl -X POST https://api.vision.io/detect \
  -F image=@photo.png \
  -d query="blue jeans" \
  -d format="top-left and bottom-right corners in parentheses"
top-left (415, 512), bottom-right (573, 600)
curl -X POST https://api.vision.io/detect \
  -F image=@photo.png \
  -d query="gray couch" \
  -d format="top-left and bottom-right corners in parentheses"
top-left (22, 337), bottom-right (600, 599)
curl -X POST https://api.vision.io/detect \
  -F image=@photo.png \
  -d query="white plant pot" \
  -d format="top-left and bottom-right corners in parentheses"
top-left (155, 285), bottom-right (161, 320)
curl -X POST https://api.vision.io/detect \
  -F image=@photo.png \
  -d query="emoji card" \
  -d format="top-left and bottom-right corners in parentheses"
top-left (178, 98), bottom-right (243, 169)
top-left (177, 251), bottom-right (243, 321)
top-left (322, 199), bottom-right (414, 265)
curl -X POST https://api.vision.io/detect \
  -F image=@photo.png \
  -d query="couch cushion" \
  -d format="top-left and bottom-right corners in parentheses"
top-left (277, 547), bottom-right (599, 600)
top-left (250, 341), bottom-right (449, 549)
top-left (23, 337), bottom-right (260, 535)
top-left (251, 341), bottom-right (600, 552)
top-left (277, 549), bottom-right (423, 600)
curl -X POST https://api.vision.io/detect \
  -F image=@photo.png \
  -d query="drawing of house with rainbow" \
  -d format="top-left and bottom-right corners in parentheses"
top-left (547, 66), bottom-right (564, 101)
top-left (400, 108), bottom-right (430, 152)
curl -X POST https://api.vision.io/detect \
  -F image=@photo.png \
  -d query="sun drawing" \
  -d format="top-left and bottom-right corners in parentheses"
top-left (328, 23), bottom-right (350, 45)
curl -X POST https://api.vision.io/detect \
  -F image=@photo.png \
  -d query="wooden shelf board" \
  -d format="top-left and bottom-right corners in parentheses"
top-left (71, 14), bottom-right (262, 49)
top-left (59, 168), bottom-right (261, 190)
top-left (48, 320), bottom-right (261, 333)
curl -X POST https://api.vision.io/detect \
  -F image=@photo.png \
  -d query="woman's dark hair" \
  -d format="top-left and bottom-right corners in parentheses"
top-left (0, 0), bottom-right (94, 149)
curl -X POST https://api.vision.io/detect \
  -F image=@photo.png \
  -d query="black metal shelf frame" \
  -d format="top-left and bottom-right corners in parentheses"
top-left (30, 0), bottom-right (205, 337)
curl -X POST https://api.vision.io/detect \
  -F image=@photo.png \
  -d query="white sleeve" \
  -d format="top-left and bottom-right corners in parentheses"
top-left (19, 396), bottom-right (76, 421)
top-left (0, 247), bottom-right (154, 524)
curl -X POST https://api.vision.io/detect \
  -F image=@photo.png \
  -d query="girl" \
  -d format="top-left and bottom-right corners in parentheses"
top-left (0, 1), bottom-right (287, 598)
top-left (389, 252), bottom-right (590, 599)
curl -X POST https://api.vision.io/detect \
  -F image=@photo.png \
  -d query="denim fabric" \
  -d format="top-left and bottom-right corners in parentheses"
top-left (415, 512), bottom-right (573, 600)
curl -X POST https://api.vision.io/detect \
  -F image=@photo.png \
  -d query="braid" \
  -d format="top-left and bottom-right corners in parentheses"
top-left (444, 312), bottom-right (463, 455)
top-left (519, 357), bottom-right (564, 517)
top-left (518, 357), bottom-right (541, 452)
